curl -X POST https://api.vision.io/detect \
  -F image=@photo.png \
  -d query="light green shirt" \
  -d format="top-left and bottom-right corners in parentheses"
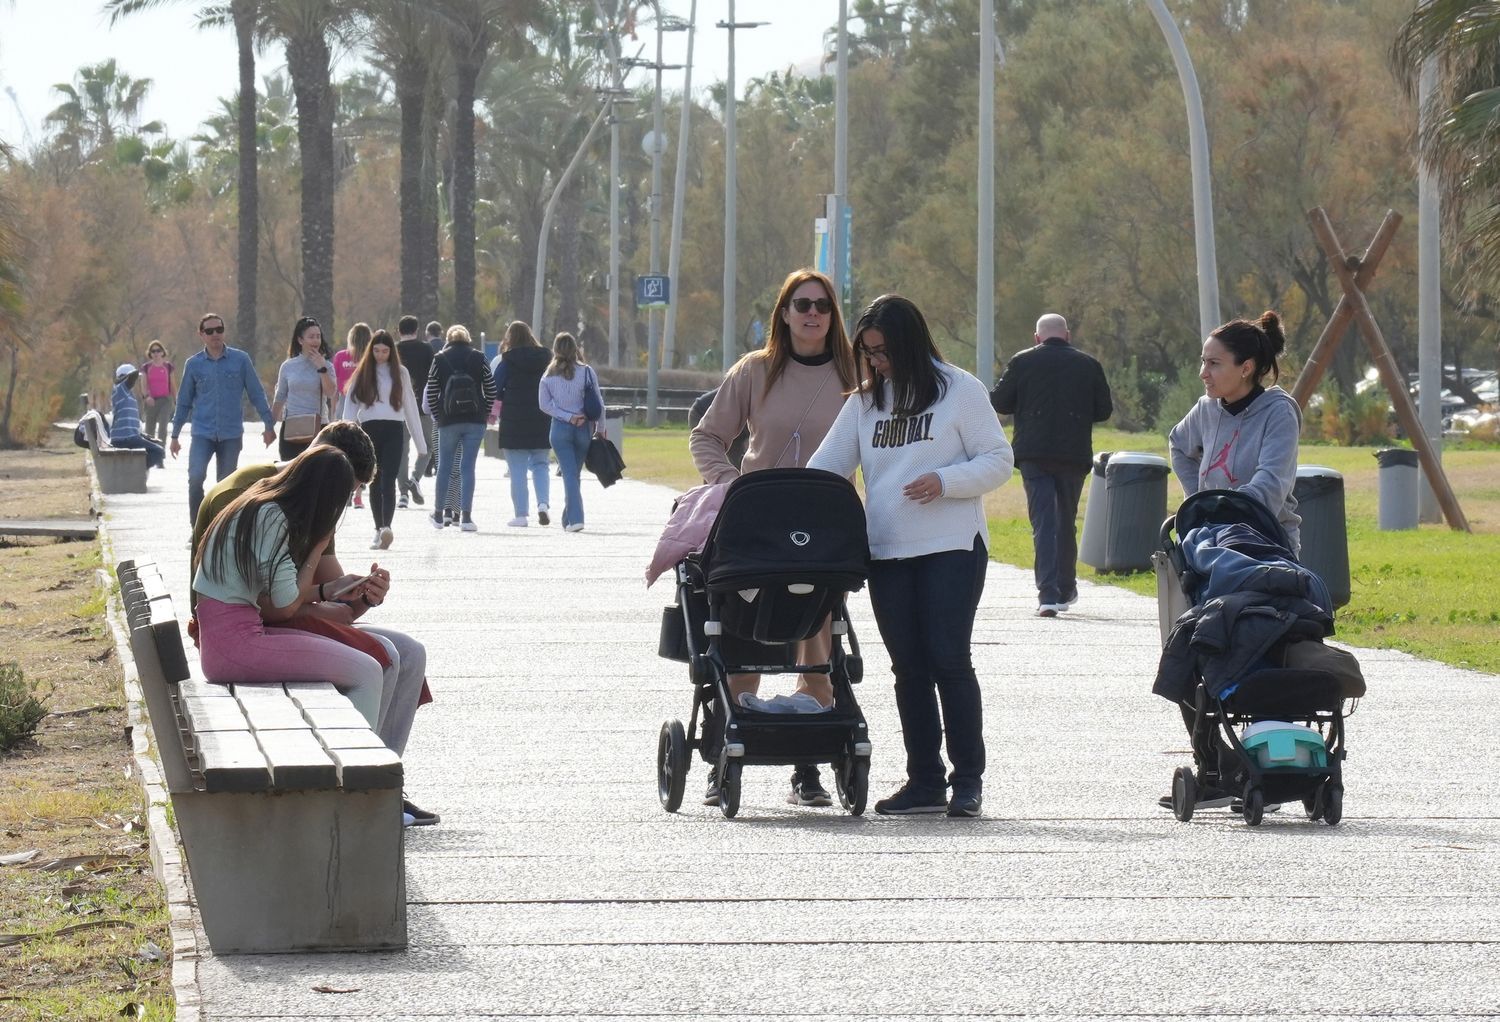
top-left (192, 502), bottom-right (301, 609)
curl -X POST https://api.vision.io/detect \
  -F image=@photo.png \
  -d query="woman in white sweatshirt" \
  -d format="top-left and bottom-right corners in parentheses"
top-left (348, 329), bottom-right (428, 550)
top-left (809, 294), bottom-right (1013, 819)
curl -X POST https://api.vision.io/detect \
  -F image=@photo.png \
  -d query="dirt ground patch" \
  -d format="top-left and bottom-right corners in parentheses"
top-left (0, 428), bottom-right (172, 1021)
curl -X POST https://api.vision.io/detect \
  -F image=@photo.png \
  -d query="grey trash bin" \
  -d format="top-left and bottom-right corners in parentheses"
top-left (1293, 465), bottom-right (1350, 609)
top-left (1080, 451), bottom-right (1169, 572)
top-left (1375, 448), bottom-right (1419, 531)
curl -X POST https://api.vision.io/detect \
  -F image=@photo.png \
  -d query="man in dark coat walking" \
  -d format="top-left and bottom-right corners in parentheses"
top-left (991, 313), bottom-right (1112, 617)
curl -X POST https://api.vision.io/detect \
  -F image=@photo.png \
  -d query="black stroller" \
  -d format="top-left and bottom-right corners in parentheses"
top-left (1155, 489), bottom-right (1352, 827)
top-left (656, 468), bottom-right (872, 818)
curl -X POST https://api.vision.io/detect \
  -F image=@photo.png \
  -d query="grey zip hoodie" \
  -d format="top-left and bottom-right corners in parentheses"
top-left (1168, 385), bottom-right (1302, 555)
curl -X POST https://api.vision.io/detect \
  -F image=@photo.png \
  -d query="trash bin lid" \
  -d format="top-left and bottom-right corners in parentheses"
top-left (1107, 451), bottom-right (1168, 467)
top-left (1296, 465), bottom-right (1343, 480)
top-left (1374, 448), bottom-right (1419, 468)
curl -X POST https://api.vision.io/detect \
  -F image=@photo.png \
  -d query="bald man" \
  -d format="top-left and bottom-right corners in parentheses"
top-left (991, 314), bottom-right (1113, 616)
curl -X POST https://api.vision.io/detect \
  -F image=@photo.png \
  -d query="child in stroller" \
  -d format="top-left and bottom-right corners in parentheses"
top-left (655, 468), bottom-right (873, 818)
top-left (1153, 489), bottom-right (1360, 826)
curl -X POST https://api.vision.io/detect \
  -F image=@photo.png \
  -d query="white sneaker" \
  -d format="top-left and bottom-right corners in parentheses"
top-left (507, 517), bottom-right (528, 528)
top-left (564, 522), bottom-right (584, 533)
top-left (461, 518), bottom-right (478, 533)
top-left (379, 527), bottom-right (393, 549)
top-left (537, 504), bottom-right (550, 526)
top-left (370, 531), bottom-right (383, 550)
top-left (1036, 604), bottom-right (1061, 617)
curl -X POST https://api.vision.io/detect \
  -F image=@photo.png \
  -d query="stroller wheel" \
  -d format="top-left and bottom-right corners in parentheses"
top-left (1322, 785), bottom-right (1343, 827)
top-left (718, 759), bottom-right (742, 819)
top-left (1302, 788), bottom-right (1323, 821)
top-left (1171, 767), bottom-right (1196, 822)
top-left (1242, 784), bottom-right (1265, 826)
top-left (657, 719), bottom-right (689, 813)
top-left (836, 756), bottom-right (869, 816)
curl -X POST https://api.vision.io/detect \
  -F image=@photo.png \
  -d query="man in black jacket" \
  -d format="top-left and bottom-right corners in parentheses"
top-left (395, 315), bottom-right (435, 506)
top-left (991, 313), bottom-right (1112, 616)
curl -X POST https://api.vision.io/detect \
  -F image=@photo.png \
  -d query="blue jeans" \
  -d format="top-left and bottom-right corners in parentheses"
top-left (436, 421), bottom-right (485, 517)
top-left (187, 434), bottom-right (243, 524)
top-left (866, 537), bottom-right (988, 793)
top-left (549, 420), bottom-right (591, 528)
top-left (1020, 462), bottom-right (1087, 605)
top-left (112, 433), bottom-right (165, 470)
top-left (503, 448), bottom-right (551, 518)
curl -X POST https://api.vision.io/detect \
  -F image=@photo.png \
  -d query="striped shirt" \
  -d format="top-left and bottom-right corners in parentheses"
top-left (110, 381), bottom-right (144, 444)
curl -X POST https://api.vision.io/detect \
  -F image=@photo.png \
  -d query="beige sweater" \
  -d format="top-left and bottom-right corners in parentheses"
top-left (690, 354), bottom-right (848, 484)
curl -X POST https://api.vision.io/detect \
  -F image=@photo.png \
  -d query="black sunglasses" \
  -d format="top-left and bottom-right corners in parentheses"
top-left (202, 325), bottom-right (225, 335)
top-left (789, 297), bottom-right (834, 315)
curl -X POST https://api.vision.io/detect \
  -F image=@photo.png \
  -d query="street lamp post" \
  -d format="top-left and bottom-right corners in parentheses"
top-left (1418, 56), bottom-right (1442, 521)
top-left (830, 0), bottom-right (849, 313)
top-left (717, 1), bottom-right (766, 374)
top-left (662, 0), bottom-right (698, 373)
top-left (592, 1), bottom-right (628, 368)
top-left (1145, 0), bottom-right (1220, 340)
top-left (976, 0), bottom-right (995, 385)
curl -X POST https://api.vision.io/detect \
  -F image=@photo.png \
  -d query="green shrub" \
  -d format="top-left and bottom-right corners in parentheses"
top-left (1108, 357), bottom-right (1169, 433)
top-left (0, 662), bottom-right (48, 752)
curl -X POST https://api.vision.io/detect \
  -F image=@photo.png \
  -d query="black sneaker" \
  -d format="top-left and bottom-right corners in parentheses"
top-left (874, 783), bottom-right (947, 816)
top-left (701, 767), bottom-right (721, 806)
top-left (429, 511), bottom-right (445, 530)
top-left (408, 478), bottom-right (425, 505)
top-left (947, 786), bottom-right (982, 818)
top-left (402, 798), bottom-right (440, 827)
top-left (787, 766), bottom-right (833, 807)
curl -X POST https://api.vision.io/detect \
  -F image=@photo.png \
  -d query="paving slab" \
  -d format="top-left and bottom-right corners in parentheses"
top-left (98, 427), bottom-right (1500, 1021)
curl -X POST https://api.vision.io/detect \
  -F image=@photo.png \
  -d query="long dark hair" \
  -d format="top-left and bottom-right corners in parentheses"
top-left (746, 268), bottom-right (858, 395)
top-left (198, 446), bottom-right (354, 595)
top-left (1210, 311), bottom-right (1287, 385)
top-left (287, 316), bottom-right (331, 359)
top-left (349, 330), bottom-right (404, 411)
top-left (852, 294), bottom-right (948, 415)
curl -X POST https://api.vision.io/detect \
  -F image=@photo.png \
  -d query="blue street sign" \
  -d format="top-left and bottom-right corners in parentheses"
top-left (635, 274), bottom-right (670, 308)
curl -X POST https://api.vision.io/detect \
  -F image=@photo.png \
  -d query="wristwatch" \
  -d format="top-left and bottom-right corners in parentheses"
top-left (317, 366), bottom-right (329, 374)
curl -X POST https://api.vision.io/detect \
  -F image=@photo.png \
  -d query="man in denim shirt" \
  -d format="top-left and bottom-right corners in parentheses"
top-left (170, 313), bottom-right (276, 523)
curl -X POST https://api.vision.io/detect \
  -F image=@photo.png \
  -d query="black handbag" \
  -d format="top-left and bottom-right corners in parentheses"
top-left (584, 434), bottom-right (626, 487)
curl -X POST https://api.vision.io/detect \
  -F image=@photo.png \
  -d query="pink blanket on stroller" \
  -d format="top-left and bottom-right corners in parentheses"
top-left (645, 481), bottom-right (730, 587)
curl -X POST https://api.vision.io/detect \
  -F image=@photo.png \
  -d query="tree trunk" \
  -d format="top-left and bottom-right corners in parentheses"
top-left (233, 0), bottom-right (259, 362)
top-left (0, 342), bottom-right (18, 447)
top-left (420, 68), bottom-right (444, 324)
top-left (396, 59), bottom-right (427, 319)
top-left (452, 60), bottom-right (480, 330)
top-left (287, 34), bottom-right (336, 337)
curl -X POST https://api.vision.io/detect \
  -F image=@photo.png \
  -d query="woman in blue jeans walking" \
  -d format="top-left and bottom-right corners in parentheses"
top-left (809, 294), bottom-right (1014, 818)
top-left (537, 333), bottom-right (599, 532)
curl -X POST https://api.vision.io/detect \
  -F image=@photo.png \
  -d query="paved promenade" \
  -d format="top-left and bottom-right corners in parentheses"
top-left (99, 434), bottom-right (1500, 1020)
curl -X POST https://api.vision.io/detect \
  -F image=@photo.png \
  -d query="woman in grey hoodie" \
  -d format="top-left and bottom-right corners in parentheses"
top-left (1168, 311), bottom-right (1302, 555)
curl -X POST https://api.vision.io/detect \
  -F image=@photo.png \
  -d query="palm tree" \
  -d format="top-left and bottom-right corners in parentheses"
top-left (1393, 1), bottom-right (1500, 291)
top-left (44, 59), bottom-right (164, 167)
top-left (366, 0), bottom-right (447, 322)
top-left (107, 0), bottom-right (262, 355)
top-left (260, 0), bottom-right (362, 337)
top-left (439, 0), bottom-right (545, 329)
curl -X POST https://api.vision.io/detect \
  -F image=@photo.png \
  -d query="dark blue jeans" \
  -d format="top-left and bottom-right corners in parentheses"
top-left (1020, 461), bottom-right (1087, 606)
top-left (867, 537), bottom-right (988, 793)
top-left (112, 433), bottom-right (165, 470)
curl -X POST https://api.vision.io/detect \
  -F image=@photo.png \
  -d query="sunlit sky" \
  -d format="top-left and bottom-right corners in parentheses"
top-left (0, 0), bottom-right (829, 150)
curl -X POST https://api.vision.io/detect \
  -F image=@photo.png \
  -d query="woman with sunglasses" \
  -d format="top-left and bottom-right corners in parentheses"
top-left (690, 267), bottom-right (860, 809)
top-left (809, 294), bottom-right (1013, 818)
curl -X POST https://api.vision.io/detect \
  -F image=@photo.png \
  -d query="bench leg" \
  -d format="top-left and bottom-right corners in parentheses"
top-left (172, 788), bottom-right (406, 953)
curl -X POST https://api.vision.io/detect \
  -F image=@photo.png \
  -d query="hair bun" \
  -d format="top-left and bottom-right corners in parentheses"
top-left (1257, 310), bottom-right (1286, 356)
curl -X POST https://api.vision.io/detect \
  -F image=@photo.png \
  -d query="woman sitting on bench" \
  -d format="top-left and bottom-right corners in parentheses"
top-left (192, 445), bottom-right (383, 726)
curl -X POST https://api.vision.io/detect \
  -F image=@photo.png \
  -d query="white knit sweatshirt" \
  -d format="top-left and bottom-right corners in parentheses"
top-left (809, 361), bottom-right (1014, 560)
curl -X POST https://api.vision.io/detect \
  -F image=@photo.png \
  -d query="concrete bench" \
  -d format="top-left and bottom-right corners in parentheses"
top-left (117, 559), bottom-right (407, 954)
top-left (80, 409), bottom-right (148, 494)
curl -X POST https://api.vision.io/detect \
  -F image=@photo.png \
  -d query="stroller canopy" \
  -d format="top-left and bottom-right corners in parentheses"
top-left (1172, 489), bottom-right (1294, 556)
top-left (701, 469), bottom-right (869, 592)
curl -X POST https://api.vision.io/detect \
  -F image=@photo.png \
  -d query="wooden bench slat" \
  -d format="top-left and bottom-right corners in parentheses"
top-left (299, 705), bottom-right (371, 730)
top-left (316, 728), bottom-right (387, 751)
top-left (328, 748), bottom-right (403, 791)
top-left (282, 682), bottom-right (350, 708)
top-left (194, 731), bottom-right (272, 793)
top-left (255, 730), bottom-right (339, 789)
top-left (181, 697), bottom-right (252, 733)
top-left (238, 698), bottom-right (312, 731)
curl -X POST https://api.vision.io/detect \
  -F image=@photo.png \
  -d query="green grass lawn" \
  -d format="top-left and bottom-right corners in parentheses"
top-left (623, 423), bottom-right (1500, 675)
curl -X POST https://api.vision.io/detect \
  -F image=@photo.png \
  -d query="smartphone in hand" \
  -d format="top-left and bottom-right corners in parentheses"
top-left (324, 574), bottom-right (372, 601)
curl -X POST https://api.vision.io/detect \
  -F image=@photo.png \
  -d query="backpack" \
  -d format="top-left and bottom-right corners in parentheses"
top-left (439, 353), bottom-right (482, 418)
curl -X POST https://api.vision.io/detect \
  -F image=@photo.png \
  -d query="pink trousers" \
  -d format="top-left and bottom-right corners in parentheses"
top-left (195, 596), bottom-right (384, 727)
